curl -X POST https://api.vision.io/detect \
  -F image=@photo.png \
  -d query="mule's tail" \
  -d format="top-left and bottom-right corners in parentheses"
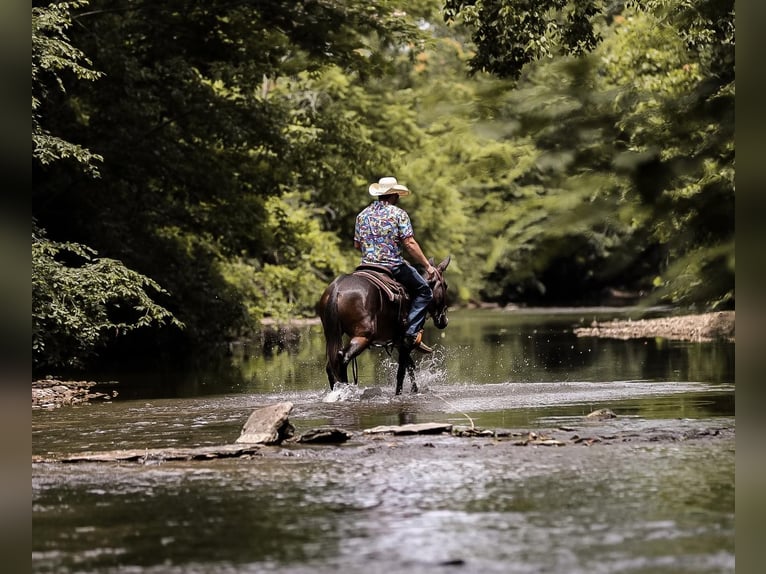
top-left (320, 282), bottom-right (344, 381)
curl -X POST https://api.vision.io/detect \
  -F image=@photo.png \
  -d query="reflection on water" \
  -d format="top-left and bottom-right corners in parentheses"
top-left (78, 309), bottom-right (735, 400)
top-left (33, 309), bottom-right (735, 573)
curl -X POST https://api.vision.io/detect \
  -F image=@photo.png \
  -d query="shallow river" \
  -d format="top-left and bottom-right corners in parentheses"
top-left (32, 309), bottom-right (735, 573)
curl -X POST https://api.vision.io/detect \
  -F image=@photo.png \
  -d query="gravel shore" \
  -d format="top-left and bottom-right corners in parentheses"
top-left (574, 311), bottom-right (734, 342)
top-left (32, 379), bottom-right (118, 409)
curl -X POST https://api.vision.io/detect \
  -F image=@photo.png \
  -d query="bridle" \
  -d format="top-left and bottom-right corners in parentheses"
top-left (428, 267), bottom-right (448, 326)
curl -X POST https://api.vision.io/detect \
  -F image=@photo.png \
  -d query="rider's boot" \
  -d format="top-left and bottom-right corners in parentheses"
top-left (403, 330), bottom-right (433, 354)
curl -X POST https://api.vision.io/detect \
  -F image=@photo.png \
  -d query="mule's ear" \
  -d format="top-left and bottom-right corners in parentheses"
top-left (438, 255), bottom-right (451, 272)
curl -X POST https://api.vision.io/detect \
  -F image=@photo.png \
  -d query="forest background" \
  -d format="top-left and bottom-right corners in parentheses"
top-left (31, 0), bottom-right (734, 374)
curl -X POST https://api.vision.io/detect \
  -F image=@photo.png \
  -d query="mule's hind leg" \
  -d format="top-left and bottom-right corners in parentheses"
top-left (326, 362), bottom-right (338, 390)
top-left (325, 338), bottom-right (346, 390)
top-left (340, 336), bottom-right (371, 385)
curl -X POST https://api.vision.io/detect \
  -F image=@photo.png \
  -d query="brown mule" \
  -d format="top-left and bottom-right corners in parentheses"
top-left (318, 256), bottom-right (450, 395)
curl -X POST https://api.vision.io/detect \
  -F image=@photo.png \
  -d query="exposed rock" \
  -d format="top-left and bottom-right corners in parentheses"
top-left (363, 422), bottom-right (453, 436)
top-left (236, 402), bottom-right (295, 445)
top-left (513, 431), bottom-right (567, 446)
top-left (452, 426), bottom-right (495, 437)
top-left (574, 311), bottom-right (734, 342)
top-left (32, 419), bottom-right (735, 464)
top-left (586, 408), bottom-right (617, 420)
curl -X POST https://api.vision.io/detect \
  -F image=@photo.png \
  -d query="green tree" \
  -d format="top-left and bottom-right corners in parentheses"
top-left (32, 1), bottom-right (429, 363)
top-left (442, 0), bottom-right (734, 309)
top-left (33, 223), bottom-right (182, 371)
top-left (32, 0), bottom-right (103, 173)
top-left (443, 0), bottom-right (607, 79)
top-left (599, 2), bottom-right (734, 308)
top-left (33, 1), bottom-right (183, 372)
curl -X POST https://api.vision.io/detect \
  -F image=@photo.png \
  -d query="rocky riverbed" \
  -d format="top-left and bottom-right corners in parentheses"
top-left (32, 402), bottom-right (734, 464)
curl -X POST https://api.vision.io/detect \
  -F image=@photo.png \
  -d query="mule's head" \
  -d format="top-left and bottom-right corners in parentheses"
top-left (427, 256), bottom-right (451, 329)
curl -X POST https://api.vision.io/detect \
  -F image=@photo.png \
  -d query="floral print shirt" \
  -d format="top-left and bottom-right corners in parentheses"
top-left (354, 200), bottom-right (414, 267)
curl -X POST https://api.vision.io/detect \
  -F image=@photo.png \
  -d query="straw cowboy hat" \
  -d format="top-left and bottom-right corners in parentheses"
top-left (369, 176), bottom-right (411, 197)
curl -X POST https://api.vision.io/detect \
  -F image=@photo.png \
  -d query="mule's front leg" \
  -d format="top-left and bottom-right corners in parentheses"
top-left (326, 362), bottom-right (336, 390)
top-left (327, 354), bottom-right (348, 389)
top-left (395, 350), bottom-right (412, 395)
top-left (408, 359), bottom-right (418, 393)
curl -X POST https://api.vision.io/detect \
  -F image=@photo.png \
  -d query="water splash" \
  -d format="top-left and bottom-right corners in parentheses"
top-left (320, 358), bottom-right (448, 403)
top-left (322, 383), bottom-right (361, 403)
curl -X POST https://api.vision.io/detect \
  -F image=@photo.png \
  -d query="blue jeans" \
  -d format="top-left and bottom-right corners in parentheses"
top-left (391, 263), bottom-right (433, 337)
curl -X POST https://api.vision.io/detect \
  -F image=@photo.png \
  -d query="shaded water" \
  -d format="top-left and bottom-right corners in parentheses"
top-left (33, 309), bottom-right (735, 573)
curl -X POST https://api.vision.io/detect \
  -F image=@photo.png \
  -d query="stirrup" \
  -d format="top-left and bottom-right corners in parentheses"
top-left (405, 331), bottom-right (434, 354)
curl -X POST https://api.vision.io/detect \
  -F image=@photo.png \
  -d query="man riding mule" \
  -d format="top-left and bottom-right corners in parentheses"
top-left (318, 176), bottom-right (451, 394)
top-left (355, 176), bottom-right (437, 352)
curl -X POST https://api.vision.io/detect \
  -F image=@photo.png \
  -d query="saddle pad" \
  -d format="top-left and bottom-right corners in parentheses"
top-left (353, 269), bottom-right (407, 302)
top-left (356, 263), bottom-right (393, 277)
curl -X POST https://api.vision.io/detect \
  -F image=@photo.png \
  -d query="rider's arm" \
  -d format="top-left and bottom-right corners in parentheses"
top-left (402, 236), bottom-right (436, 276)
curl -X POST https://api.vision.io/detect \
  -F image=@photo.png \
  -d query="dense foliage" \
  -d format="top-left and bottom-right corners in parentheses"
top-left (32, 222), bottom-right (183, 370)
top-left (444, 0), bottom-right (734, 307)
top-left (32, 0), bottom-right (734, 371)
top-left (33, 1), bottom-right (183, 371)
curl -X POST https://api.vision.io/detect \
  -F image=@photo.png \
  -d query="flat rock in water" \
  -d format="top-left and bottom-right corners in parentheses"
top-left (236, 402), bottom-right (295, 445)
top-left (452, 426), bottom-right (495, 437)
top-left (363, 422), bottom-right (453, 436)
top-left (33, 444), bottom-right (264, 464)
